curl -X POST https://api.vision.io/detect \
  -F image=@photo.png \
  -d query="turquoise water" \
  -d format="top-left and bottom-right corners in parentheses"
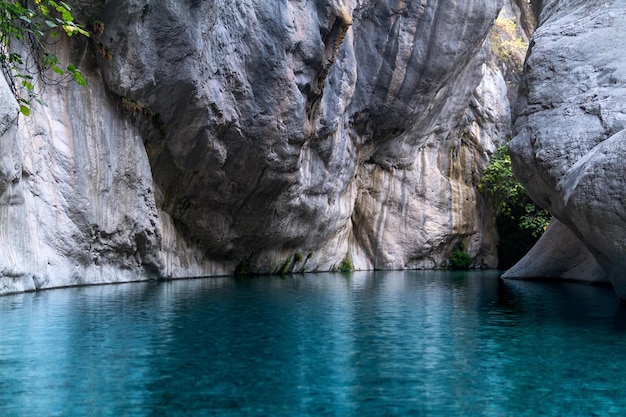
top-left (2, 271), bottom-right (626, 416)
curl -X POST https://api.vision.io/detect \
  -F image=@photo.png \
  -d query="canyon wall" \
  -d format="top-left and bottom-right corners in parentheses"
top-left (0, 0), bottom-right (507, 294)
top-left (504, 0), bottom-right (626, 296)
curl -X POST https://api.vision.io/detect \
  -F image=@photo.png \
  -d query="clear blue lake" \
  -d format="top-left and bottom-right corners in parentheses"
top-left (2, 270), bottom-right (626, 416)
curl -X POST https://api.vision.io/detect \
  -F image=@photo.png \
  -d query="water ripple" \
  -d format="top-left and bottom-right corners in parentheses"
top-left (1, 271), bottom-right (626, 416)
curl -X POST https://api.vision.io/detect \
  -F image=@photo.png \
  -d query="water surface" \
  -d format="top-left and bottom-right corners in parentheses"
top-left (2, 271), bottom-right (626, 416)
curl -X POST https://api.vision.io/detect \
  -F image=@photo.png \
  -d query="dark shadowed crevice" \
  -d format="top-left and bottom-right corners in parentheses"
top-left (305, 5), bottom-right (352, 125)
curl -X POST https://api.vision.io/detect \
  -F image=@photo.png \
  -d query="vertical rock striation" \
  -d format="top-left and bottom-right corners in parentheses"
top-left (0, 0), bottom-right (506, 293)
top-left (505, 0), bottom-right (626, 296)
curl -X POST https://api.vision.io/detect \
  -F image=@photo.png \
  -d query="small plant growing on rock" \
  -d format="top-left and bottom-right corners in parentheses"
top-left (121, 97), bottom-right (144, 116)
top-left (449, 250), bottom-right (472, 270)
top-left (338, 254), bottom-right (354, 273)
top-left (279, 256), bottom-right (293, 275)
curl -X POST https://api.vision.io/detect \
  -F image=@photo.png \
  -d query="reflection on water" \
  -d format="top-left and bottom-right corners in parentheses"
top-left (1, 271), bottom-right (626, 416)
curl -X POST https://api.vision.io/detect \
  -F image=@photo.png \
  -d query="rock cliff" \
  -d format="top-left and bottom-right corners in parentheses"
top-left (504, 0), bottom-right (626, 296)
top-left (0, 0), bottom-right (506, 294)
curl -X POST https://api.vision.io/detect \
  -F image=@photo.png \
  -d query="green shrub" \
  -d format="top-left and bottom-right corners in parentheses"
top-left (449, 250), bottom-right (472, 270)
top-left (279, 256), bottom-right (292, 275)
top-left (490, 16), bottom-right (527, 73)
top-left (479, 145), bottom-right (551, 268)
top-left (479, 145), bottom-right (550, 238)
top-left (339, 254), bottom-right (354, 273)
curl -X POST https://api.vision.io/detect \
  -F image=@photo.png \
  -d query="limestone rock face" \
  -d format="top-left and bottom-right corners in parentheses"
top-left (0, 0), bottom-right (505, 293)
top-left (0, 58), bottom-right (164, 294)
top-left (0, 74), bottom-right (19, 199)
top-left (507, 0), bottom-right (626, 296)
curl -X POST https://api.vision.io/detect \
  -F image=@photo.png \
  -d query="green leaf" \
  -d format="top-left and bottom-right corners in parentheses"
top-left (43, 53), bottom-right (59, 66)
top-left (76, 26), bottom-right (90, 37)
top-left (62, 10), bottom-right (74, 22)
top-left (67, 65), bottom-right (86, 86)
top-left (73, 71), bottom-right (86, 86)
top-left (19, 105), bottom-right (31, 116)
top-left (21, 80), bottom-right (34, 91)
top-left (62, 24), bottom-right (75, 36)
top-left (9, 53), bottom-right (23, 64)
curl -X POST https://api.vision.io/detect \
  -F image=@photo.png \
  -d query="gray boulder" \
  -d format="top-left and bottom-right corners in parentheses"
top-left (502, 219), bottom-right (608, 284)
top-left (507, 0), bottom-right (626, 296)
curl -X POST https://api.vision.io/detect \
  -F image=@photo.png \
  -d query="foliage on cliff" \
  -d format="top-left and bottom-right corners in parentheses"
top-left (0, 0), bottom-right (88, 115)
top-left (479, 145), bottom-right (551, 268)
top-left (490, 16), bottom-right (528, 74)
top-left (449, 249), bottom-right (472, 270)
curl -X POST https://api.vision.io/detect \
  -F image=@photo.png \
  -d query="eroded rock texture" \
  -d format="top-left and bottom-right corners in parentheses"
top-left (0, 0), bottom-right (506, 293)
top-left (505, 0), bottom-right (626, 295)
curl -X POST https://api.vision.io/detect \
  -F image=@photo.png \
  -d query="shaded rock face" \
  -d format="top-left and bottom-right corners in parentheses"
top-left (506, 0), bottom-right (626, 296)
top-left (503, 219), bottom-right (608, 284)
top-left (0, 0), bottom-right (505, 293)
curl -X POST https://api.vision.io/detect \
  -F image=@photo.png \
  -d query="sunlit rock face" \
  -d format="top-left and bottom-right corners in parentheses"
top-left (0, 0), bottom-right (505, 293)
top-left (506, 0), bottom-right (626, 295)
